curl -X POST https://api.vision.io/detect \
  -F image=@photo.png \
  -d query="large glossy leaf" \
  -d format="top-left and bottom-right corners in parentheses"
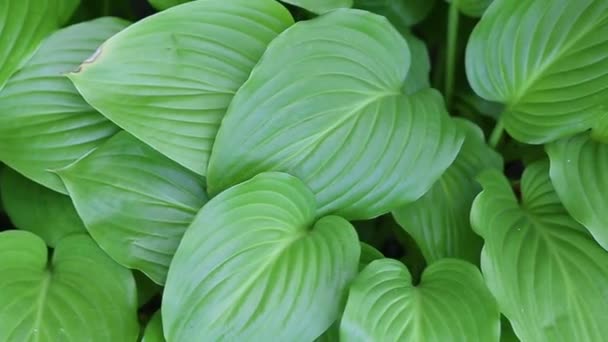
top-left (466, 0), bottom-right (608, 144)
top-left (163, 172), bottom-right (360, 341)
top-left (0, 231), bottom-right (139, 341)
top-left (0, 17), bottom-right (127, 193)
top-left (281, 0), bottom-right (352, 14)
top-left (341, 258), bottom-right (500, 341)
top-left (354, 0), bottom-right (435, 27)
top-left (207, 9), bottom-right (463, 220)
top-left (142, 311), bottom-right (164, 342)
top-left (57, 131), bottom-right (207, 285)
top-left (0, 167), bottom-right (85, 247)
top-left (393, 118), bottom-right (502, 263)
top-left (471, 161), bottom-right (608, 341)
top-left (0, 0), bottom-right (79, 90)
top-left (546, 134), bottom-right (608, 250)
top-left (69, 0), bottom-right (294, 176)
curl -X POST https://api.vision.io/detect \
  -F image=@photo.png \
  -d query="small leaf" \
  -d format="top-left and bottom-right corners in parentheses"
top-left (57, 131), bottom-right (208, 284)
top-left (354, 0), bottom-right (435, 28)
top-left (0, 231), bottom-right (139, 341)
top-left (0, 167), bottom-right (85, 247)
top-left (148, 0), bottom-right (191, 11)
top-left (0, 17), bottom-right (127, 193)
top-left (471, 161), bottom-right (608, 341)
top-left (69, 0), bottom-right (294, 176)
top-left (207, 9), bottom-right (463, 220)
top-left (393, 118), bottom-right (502, 263)
top-left (281, 0), bottom-right (352, 14)
top-left (359, 242), bottom-right (384, 270)
top-left (163, 172), bottom-right (360, 341)
top-left (546, 133), bottom-right (608, 250)
top-left (466, 0), bottom-right (608, 144)
top-left (454, 0), bottom-right (493, 17)
top-left (341, 258), bottom-right (500, 341)
top-left (142, 311), bottom-right (165, 342)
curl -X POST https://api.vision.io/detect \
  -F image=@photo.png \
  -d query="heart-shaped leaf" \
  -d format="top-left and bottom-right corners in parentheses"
top-left (207, 9), bottom-right (463, 220)
top-left (163, 172), bottom-right (360, 341)
top-left (341, 258), bottom-right (500, 341)
top-left (393, 118), bottom-right (502, 263)
top-left (0, 17), bottom-right (127, 193)
top-left (0, 231), bottom-right (139, 341)
top-left (142, 311), bottom-right (164, 342)
top-left (0, 167), bottom-right (85, 247)
top-left (546, 134), bottom-right (608, 250)
top-left (281, 0), bottom-right (352, 14)
top-left (471, 161), bottom-right (608, 341)
top-left (58, 131), bottom-right (208, 284)
top-left (466, 0), bottom-right (608, 144)
top-left (69, 0), bottom-right (294, 176)
top-left (0, 0), bottom-right (79, 90)
top-left (354, 0), bottom-right (435, 28)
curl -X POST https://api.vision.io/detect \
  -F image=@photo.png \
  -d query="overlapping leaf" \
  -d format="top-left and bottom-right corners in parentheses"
top-left (341, 258), bottom-right (500, 341)
top-left (0, 167), bottom-right (85, 247)
top-left (69, 0), bottom-right (295, 176)
top-left (471, 161), bottom-right (608, 341)
top-left (58, 131), bottom-right (207, 284)
top-left (163, 172), bottom-right (360, 341)
top-left (393, 119), bottom-right (502, 263)
top-left (546, 134), bottom-right (608, 250)
top-left (142, 311), bottom-right (164, 342)
top-left (354, 0), bottom-right (435, 28)
top-left (282, 0), bottom-right (352, 14)
top-left (0, 231), bottom-right (139, 341)
top-left (0, 17), bottom-right (127, 193)
top-left (466, 0), bottom-right (608, 144)
top-left (207, 9), bottom-right (463, 220)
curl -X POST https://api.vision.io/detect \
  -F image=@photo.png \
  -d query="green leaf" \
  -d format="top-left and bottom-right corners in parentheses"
top-left (341, 258), bottom-right (500, 341)
top-left (142, 311), bottom-right (165, 342)
top-left (455, 0), bottom-right (493, 17)
top-left (0, 0), bottom-right (79, 90)
top-left (393, 118), bottom-right (502, 263)
top-left (163, 172), bottom-right (360, 341)
top-left (466, 0), bottom-right (608, 144)
top-left (359, 242), bottom-right (384, 270)
top-left (134, 271), bottom-right (162, 308)
top-left (354, 0), bottom-right (435, 28)
top-left (0, 167), bottom-right (85, 247)
top-left (0, 231), bottom-right (139, 341)
top-left (148, 0), bottom-right (191, 11)
top-left (282, 0), bottom-right (352, 14)
top-left (0, 17), bottom-right (127, 193)
top-left (207, 9), bottom-right (463, 220)
top-left (546, 134), bottom-right (608, 250)
top-left (471, 161), bottom-right (608, 341)
top-left (401, 31), bottom-right (431, 93)
top-left (57, 131), bottom-right (207, 285)
top-left (69, 0), bottom-right (294, 176)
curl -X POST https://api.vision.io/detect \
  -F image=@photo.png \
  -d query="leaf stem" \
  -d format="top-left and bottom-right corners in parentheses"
top-left (444, 0), bottom-right (460, 108)
top-left (489, 119), bottom-right (505, 148)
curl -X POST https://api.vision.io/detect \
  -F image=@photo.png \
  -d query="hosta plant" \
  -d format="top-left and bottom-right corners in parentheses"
top-left (1, 0), bottom-right (607, 341)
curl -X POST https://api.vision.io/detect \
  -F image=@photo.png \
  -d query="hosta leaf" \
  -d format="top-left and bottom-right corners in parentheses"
top-left (455, 0), bottom-right (493, 17)
top-left (281, 0), bottom-right (352, 14)
top-left (207, 9), bottom-right (463, 220)
top-left (0, 231), bottom-right (139, 341)
top-left (0, 167), bottom-right (85, 247)
top-left (0, 0), bottom-right (79, 90)
top-left (341, 258), bottom-right (500, 341)
top-left (142, 311), bottom-right (165, 342)
top-left (401, 31), bottom-right (431, 93)
top-left (69, 0), bottom-right (294, 176)
top-left (466, 0), bottom-right (608, 144)
top-left (471, 161), bottom-right (608, 341)
top-left (0, 17), bottom-right (127, 193)
top-left (148, 0), bottom-right (191, 11)
top-left (57, 131), bottom-right (207, 285)
top-left (354, 0), bottom-right (435, 28)
top-left (393, 118), bottom-right (502, 263)
top-left (163, 172), bottom-right (360, 341)
top-left (546, 134), bottom-right (608, 250)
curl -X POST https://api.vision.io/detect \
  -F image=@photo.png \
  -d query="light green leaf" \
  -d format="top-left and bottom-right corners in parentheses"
top-left (207, 9), bottom-right (463, 220)
top-left (142, 311), bottom-right (165, 342)
top-left (0, 17), bottom-right (127, 193)
top-left (466, 0), bottom-right (608, 144)
top-left (341, 258), bottom-right (500, 341)
top-left (0, 231), bottom-right (139, 341)
top-left (163, 172), bottom-right (360, 341)
top-left (69, 0), bottom-right (294, 176)
top-left (281, 0), bottom-right (352, 14)
top-left (393, 118), bottom-right (502, 263)
top-left (0, 0), bottom-right (79, 90)
top-left (471, 161), bottom-right (608, 341)
top-left (454, 0), bottom-right (493, 17)
top-left (354, 0), bottom-right (435, 28)
top-left (546, 134), bottom-right (608, 250)
top-left (57, 131), bottom-right (207, 285)
top-left (0, 167), bottom-right (85, 247)
top-left (148, 0), bottom-right (191, 11)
